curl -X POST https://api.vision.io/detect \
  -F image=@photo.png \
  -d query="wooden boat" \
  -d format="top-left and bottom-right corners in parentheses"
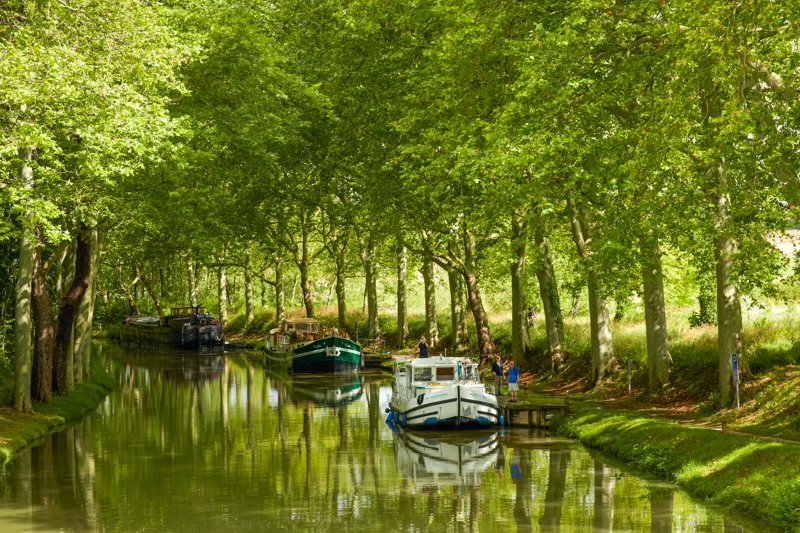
top-left (120, 305), bottom-right (224, 348)
top-left (392, 430), bottom-right (501, 486)
top-left (263, 318), bottom-right (362, 374)
top-left (386, 356), bottom-right (502, 430)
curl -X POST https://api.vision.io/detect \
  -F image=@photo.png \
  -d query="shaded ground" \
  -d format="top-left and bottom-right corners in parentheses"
top-left (517, 355), bottom-right (800, 445)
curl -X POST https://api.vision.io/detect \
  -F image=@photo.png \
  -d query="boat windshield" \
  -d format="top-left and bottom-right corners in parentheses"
top-left (435, 367), bottom-right (455, 381)
top-left (413, 367), bottom-right (432, 382)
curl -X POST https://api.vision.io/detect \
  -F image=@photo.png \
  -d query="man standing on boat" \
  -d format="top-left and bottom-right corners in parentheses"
top-left (492, 355), bottom-right (504, 396)
top-left (417, 336), bottom-right (429, 358)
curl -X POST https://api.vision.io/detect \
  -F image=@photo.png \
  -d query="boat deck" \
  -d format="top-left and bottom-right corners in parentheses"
top-left (497, 395), bottom-right (570, 428)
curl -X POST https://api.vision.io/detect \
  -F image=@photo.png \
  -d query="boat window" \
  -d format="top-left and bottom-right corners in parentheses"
top-left (435, 367), bottom-right (455, 381)
top-left (413, 367), bottom-right (432, 382)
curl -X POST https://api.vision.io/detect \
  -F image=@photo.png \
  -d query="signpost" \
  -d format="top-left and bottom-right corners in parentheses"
top-left (732, 353), bottom-right (740, 411)
top-left (627, 358), bottom-right (631, 395)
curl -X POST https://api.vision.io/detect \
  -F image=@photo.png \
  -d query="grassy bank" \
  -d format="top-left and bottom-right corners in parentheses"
top-left (0, 367), bottom-right (116, 463)
top-left (550, 406), bottom-right (800, 531)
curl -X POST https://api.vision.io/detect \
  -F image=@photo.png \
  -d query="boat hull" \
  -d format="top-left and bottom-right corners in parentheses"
top-left (120, 319), bottom-right (224, 348)
top-left (389, 385), bottom-right (501, 430)
top-left (264, 336), bottom-right (362, 374)
top-left (292, 336), bottom-right (362, 374)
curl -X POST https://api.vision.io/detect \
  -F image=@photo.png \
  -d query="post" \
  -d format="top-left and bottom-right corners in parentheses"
top-left (627, 358), bottom-right (631, 395)
top-left (732, 353), bottom-right (740, 411)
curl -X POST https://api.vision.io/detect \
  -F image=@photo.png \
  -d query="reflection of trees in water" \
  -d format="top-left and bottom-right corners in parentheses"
top-left (513, 448), bottom-right (532, 532)
top-left (593, 459), bottom-right (616, 531)
top-left (649, 486), bottom-right (674, 533)
top-left (540, 448), bottom-right (570, 530)
top-left (0, 350), bottom-right (765, 533)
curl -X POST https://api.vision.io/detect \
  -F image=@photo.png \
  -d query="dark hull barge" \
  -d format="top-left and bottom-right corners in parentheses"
top-left (120, 305), bottom-right (224, 349)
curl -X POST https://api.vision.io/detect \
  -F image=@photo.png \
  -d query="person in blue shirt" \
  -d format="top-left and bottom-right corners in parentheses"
top-left (417, 336), bottom-right (428, 358)
top-left (508, 360), bottom-right (519, 402)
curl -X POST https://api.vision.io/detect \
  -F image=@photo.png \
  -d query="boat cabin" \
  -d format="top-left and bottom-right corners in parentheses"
top-left (393, 357), bottom-right (480, 398)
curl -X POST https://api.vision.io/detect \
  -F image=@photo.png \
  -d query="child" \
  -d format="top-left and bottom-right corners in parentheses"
top-left (508, 360), bottom-right (519, 402)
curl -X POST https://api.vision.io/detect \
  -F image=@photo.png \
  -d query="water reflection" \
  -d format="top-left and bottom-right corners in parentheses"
top-left (0, 343), bottom-right (777, 532)
top-left (265, 369), bottom-right (364, 407)
top-left (392, 430), bottom-right (500, 487)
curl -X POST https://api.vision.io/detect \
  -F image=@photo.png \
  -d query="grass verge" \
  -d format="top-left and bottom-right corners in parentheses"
top-left (551, 406), bottom-right (800, 531)
top-left (0, 368), bottom-right (116, 464)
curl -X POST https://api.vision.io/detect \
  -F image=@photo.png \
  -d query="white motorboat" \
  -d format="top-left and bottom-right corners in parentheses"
top-left (386, 355), bottom-right (502, 429)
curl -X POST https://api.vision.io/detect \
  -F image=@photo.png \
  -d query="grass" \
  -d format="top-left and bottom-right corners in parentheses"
top-left (550, 407), bottom-right (800, 531)
top-left (0, 363), bottom-right (116, 463)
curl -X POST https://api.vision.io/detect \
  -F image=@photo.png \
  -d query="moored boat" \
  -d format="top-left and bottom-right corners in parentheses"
top-left (263, 318), bottom-right (362, 374)
top-left (120, 305), bottom-right (224, 348)
top-left (386, 356), bottom-right (502, 430)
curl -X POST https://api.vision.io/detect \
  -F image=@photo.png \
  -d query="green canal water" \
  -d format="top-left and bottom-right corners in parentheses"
top-left (0, 343), bottom-right (775, 532)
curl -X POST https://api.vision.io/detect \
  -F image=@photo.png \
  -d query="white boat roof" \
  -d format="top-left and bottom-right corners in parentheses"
top-left (284, 318), bottom-right (319, 324)
top-left (398, 355), bottom-right (477, 367)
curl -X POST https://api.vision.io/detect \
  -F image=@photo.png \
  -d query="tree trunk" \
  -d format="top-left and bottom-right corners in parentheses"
top-left (462, 229), bottom-right (495, 359)
top-left (244, 249), bottom-right (254, 328)
top-left (138, 265), bottom-right (164, 316)
top-left (533, 212), bottom-right (564, 372)
top-left (118, 266), bottom-right (140, 315)
top-left (297, 222), bottom-right (315, 318)
top-left (447, 268), bottom-right (468, 352)
top-left (360, 234), bottom-right (379, 339)
top-left (715, 175), bottom-right (743, 407)
top-left (74, 226), bottom-right (102, 385)
top-left (31, 230), bottom-right (54, 403)
top-left (335, 244), bottom-right (347, 330)
top-left (568, 194), bottom-right (614, 385)
top-left (510, 206), bottom-right (528, 361)
top-left (275, 257), bottom-right (286, 323)
top-left (187, 255), bottom-right (198, 307)
top-left (396, 244), bottom-right (408, 346)
top-left (218, 266), bottom-right (228, 323)
top-left (422, 252), bottom-right (439, 348)
top-left (640, 232), bottom-right (671, 391)
top-left (53, 230), bottom-right (92, 396)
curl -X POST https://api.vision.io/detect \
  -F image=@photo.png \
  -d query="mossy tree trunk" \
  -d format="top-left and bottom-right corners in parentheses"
top-left (396, 243), bottom-right (408, 346)
top-left (714, 167), bottom-right (743, 408)
top-left (422, 251), bottom-right (438, 348)
top-left (533, 210), bottom-right (564, 372)
top-left (510, 206), bottom-right (528, 361)
top-left (244, 248), bottom-right (254, 328)
top-left (74, 226), bottom-right (102, 384)
top-left (53, 228), bottom-right (92, 396)
top-left (640, 232), bottom-right (671, 391)
top-left (447, 268), bottom-right (468, 352)
top-left (568, 194), bottom-right (614, 385)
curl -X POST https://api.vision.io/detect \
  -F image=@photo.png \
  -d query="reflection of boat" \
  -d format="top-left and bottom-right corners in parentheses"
top-left (264, 368), bottom-right (365, 407)
top-left (290, 375), bottom-right (364, 407)
top-left (120, 353), bottom-right (225, 385)
top-left (393, 430), bottom-right (500, 486)
top-left (263, 318), bottom-right (361, 374)
top-left (387, 356), bottom-right (501, 429)
top-left (120, 305), bottom-right (224, 348)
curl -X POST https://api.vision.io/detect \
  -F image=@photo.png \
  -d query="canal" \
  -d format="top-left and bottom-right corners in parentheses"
top-left (0, 343), bottom-right (774, 532)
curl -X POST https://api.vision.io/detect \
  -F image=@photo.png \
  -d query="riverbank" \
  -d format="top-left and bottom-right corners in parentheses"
top-left (513, 348), bottom-right (800, 531)
top-left (0, 370), bottom-right (116, 463)
top-left (548, 405), bottom-right (800, 531)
